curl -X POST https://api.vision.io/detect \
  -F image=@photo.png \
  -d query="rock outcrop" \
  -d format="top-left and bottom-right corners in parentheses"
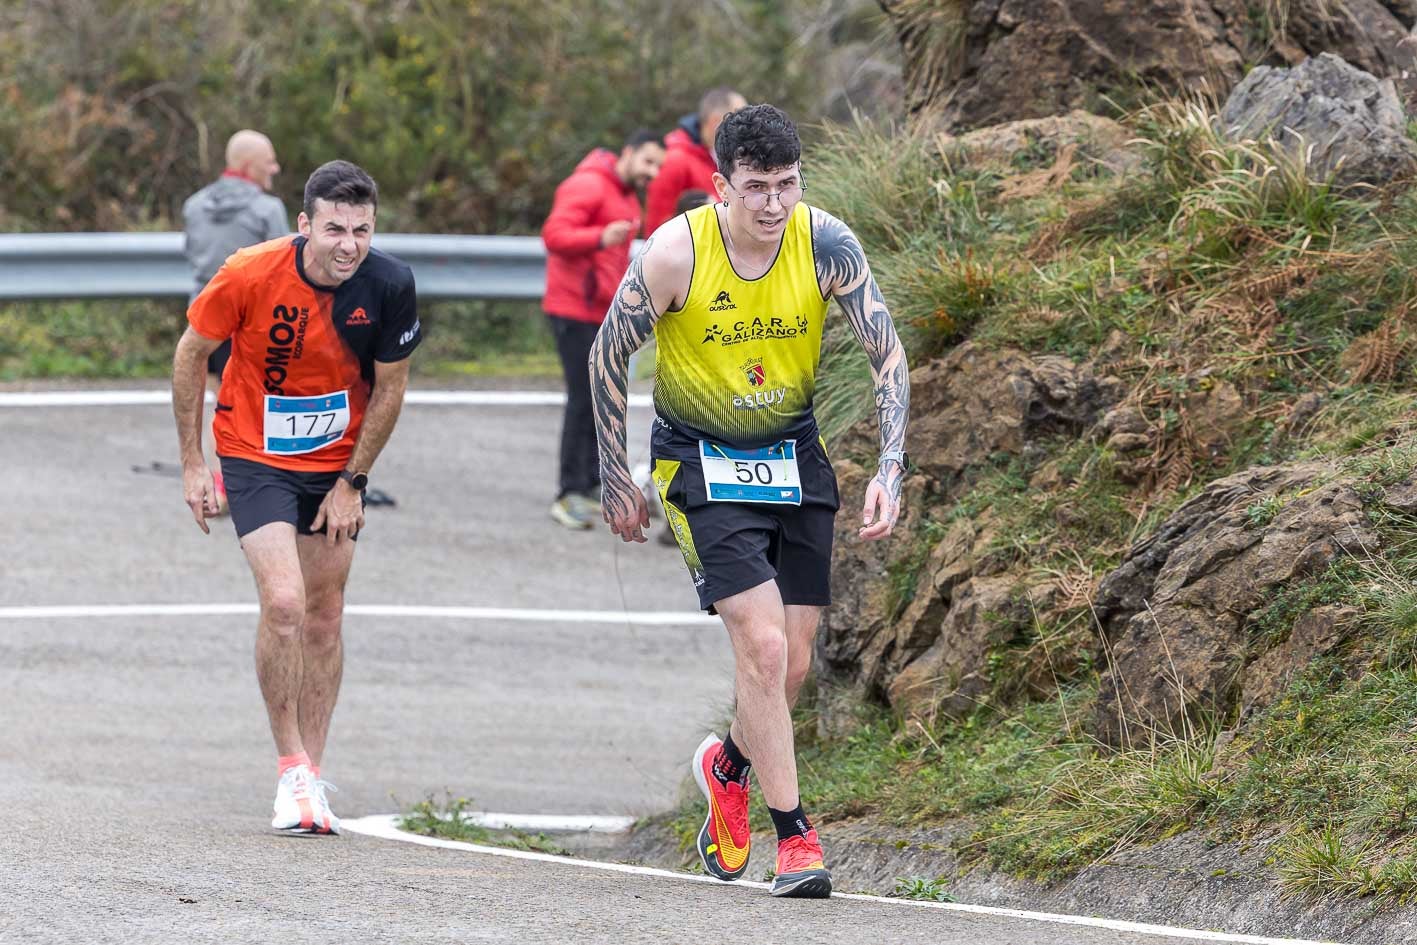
top-left (1089, 462), bottom-right (1376, 746)
top-left (1220, 52), bottom-right (1417, 187)
top-left (937, 110), bottom-right (1142, 177)
top-left (880, 0), bottom-right (1417, 132)
top-left (820, 344), bottom-right (1121, 730)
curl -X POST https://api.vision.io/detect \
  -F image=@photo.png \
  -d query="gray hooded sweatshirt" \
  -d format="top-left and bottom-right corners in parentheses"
top-left (181, 175), bottom-right (290, 302)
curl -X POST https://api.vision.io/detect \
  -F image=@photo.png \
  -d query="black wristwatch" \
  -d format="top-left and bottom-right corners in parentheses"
top-left (340, 469), bottom-right (369, 490)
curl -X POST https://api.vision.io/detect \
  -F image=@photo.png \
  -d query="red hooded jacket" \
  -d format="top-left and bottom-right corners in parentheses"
top-left (644, 118), bottom-right (718, 234)
top-left (540, 149), bottom-right (641, 324)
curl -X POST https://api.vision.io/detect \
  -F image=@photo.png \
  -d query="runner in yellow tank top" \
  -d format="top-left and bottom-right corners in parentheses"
top-left (652, 199), bottom-right (828, 447)
top-left (589, 105), bottom-right (910, 900)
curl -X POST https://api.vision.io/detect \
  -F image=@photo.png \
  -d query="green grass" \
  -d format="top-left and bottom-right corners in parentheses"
top-left (893, 875), bottom-right (955, 902)
top-left (0, 297), bottom-right (564, 381)
top-left (398, 793), bottom-right (569, 854)
top-left (0, 300), bottom-right (186, 380)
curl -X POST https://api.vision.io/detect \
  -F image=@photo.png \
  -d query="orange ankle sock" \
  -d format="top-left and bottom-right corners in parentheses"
top-left (278, 751), bottom-right (310, 776)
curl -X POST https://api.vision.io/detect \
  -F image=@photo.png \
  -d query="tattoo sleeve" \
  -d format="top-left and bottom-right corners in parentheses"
top-left (815, 212), bottom-right (910, 499)
top-left (589, 241), bottom-right (661, 522)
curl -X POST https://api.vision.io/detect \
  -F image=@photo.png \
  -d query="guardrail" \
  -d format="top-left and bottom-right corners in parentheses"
top-left (0, 232), bottom-right (556, 302)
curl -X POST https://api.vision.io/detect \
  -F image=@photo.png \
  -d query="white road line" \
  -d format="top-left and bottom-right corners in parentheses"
top-left (446, 812), bottom-right (635, 833)
top-left (0, 389), bottom-right (653, 408)
top-left (0, 603), bottom-right (717, 626)
top-left (342, 815), bottom-right (1346, 945)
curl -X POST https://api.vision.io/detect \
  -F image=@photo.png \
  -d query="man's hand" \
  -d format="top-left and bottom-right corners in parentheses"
top-left (182, 461), bottom-right (220, 534)
top-left (311, 478), bottom-right (365, 544)
top-left (600, 219), bottom-right (638, 248)
top-left (602, 478), bottom-right (650, 543)
top-left (859, 470), bottom-right (902, 541)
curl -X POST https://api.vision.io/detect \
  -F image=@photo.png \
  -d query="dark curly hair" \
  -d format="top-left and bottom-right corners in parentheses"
top-left (714, 104), bottom-right (800, 178)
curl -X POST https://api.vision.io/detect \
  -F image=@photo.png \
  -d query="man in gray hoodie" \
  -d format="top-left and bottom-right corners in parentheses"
top-left (182, 130), bottom-right (290, 376)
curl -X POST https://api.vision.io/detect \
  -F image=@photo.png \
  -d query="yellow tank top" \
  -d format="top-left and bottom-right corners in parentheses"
top-left (653, 202), bottom-right (829, 447)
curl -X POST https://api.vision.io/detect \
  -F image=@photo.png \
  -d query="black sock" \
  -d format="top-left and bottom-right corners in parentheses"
top-left (712, 733), bottom-right (751, 787)
top-left (768, 804), bottom-right (813, 843)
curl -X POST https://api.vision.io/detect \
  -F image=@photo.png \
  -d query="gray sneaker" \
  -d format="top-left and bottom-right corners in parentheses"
top-left (549, 495), bottom-right (593, 530)
top-left (573, 491), bottom-right (603, 518)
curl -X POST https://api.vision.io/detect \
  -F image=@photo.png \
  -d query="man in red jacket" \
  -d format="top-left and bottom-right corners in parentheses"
top-left (542, 129), bottom-right (664, 529)
top-left (644, 88), bottom-right (747, 234)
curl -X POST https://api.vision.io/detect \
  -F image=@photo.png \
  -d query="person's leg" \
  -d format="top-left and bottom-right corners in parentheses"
top-left (563, 318), bottom-right (601, 497)
top-left (717, 580), bottom-right (798, 811)
top-left (240, 522), bottom-right (307, 757)
top-left (294, 534), bottom-right (357, 770)
top-left (548, 315), bottom-right (583, 500)
top-left (783, 604), bottom-right (823, 710)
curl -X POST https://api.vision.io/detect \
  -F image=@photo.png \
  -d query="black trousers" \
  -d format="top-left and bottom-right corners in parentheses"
top-left (548, 314), bottom-right (602, 499)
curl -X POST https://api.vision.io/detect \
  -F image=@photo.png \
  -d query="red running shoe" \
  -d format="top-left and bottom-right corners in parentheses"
top-left (770, 828), bottom-right (832, 898)
top-left (691, 733), bottom-right (752, 881)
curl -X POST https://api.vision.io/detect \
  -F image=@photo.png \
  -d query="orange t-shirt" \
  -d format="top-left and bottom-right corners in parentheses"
top-left (187, 236), bottom-right (421, 471)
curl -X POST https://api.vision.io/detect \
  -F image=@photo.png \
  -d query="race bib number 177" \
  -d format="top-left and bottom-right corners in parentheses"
top-left (263, 391), bottom-right (350, 455)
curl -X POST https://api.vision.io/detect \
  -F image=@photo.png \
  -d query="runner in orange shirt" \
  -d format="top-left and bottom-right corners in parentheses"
top-left (171, 160), bottom-right (421, 835)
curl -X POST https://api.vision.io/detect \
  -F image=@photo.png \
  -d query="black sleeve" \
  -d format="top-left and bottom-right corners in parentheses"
top-left (376, 267), bottom-right (421, 362)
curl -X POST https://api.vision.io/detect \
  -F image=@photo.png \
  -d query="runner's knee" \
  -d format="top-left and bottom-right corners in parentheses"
top-left (302, 591), bottom-right (344, 645)
top-left (735, 625), bottom-right (788, 685)
top-left (786, 645), bottom-right (813, 690)
top-left (260, 590), bottom-right (305, 637)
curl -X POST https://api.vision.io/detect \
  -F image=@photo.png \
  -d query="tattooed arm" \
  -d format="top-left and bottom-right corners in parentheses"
top-left (813, 208), bottom-right (910, 540)
top-left (589, 228), bottom-right (690, 542)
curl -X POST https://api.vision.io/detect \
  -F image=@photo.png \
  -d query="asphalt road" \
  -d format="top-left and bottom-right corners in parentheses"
top-left (0, 385), bottom-right (1269, 944)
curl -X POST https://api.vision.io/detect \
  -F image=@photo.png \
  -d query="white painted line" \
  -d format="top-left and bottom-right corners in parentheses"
top-left (343, 814), bottom-right (1349, 945)
top-left (451, 811), bottom-right (635, 833)
top-left (0, 389), bottom-right (653, 408)
top-left (0, 603), bottom-right (717, 627)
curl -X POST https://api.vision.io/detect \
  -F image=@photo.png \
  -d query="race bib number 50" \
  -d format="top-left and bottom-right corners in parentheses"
top-left (263, 391), bottom-right (350, 455)
top-left (700, 440), bottom-right (801, 505)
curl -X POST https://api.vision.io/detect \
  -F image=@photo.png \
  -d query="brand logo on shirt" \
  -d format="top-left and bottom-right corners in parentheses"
top-left (398, 320), bottom-right (420, 346)
top-left (701, 316), bottom-right (808, 347)
top-left (264, 304), bottom-right (310, 394)
top-left (709, 290), bottom-right (736, 312)
top-left (347, 306), bottom-right (371, 326)
top-left (732, 387), bottom-right (787, 410)
top-left (742, 357), bottom-right (766, 388)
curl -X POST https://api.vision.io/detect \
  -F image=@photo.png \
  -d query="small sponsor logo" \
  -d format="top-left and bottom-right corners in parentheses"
top-left (398, 320), bottom-right (420, 346)
top-left (709, 290), bottom-right (736, 312)
top-left (701, 315), bottom-right (808, 347)
top-left (346, 306), bottom-right (371, 326)
top-left (741, 357), bottom-right (766, 388)
top-left (732, 387), bottom-right (787, 410)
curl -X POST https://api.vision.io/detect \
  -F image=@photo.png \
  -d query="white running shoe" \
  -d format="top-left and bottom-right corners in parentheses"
top-left (313, 778), bottom-right (341, 836)
top-left (271, 764), bottom-right (336, 834)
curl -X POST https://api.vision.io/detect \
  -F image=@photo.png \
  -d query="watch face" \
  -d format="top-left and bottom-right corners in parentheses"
top-left (351, 473), bottom-right (369, 490)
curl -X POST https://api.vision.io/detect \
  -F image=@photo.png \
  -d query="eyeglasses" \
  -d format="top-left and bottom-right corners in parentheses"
top-left (726, 174), bottom-right (806, 212)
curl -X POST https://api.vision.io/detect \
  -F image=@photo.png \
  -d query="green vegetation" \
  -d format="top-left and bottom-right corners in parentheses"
top-left (0, 1), bottom-right (866, 234)
top-left (893, 875), bottom-right (955, 902)
top-left (398, 794), bottom-right (569, 855)
top-left (0, 1), bottom-right (895, 380)
top-left (0, 299), bottom-right (561, 381)
top-left (659, 97), bottom-right (1417, 905)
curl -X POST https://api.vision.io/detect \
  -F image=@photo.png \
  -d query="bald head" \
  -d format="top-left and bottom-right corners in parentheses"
top-left (698, 88), bottom-right (748, 152)
top-left (225, 130), bottom-right (280, 191)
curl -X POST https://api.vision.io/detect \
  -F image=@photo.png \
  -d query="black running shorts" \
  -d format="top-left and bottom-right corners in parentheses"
top-left (219, 456), bottom-right (365, 540)
top-left (651, 427), bottom-right (839, 613)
